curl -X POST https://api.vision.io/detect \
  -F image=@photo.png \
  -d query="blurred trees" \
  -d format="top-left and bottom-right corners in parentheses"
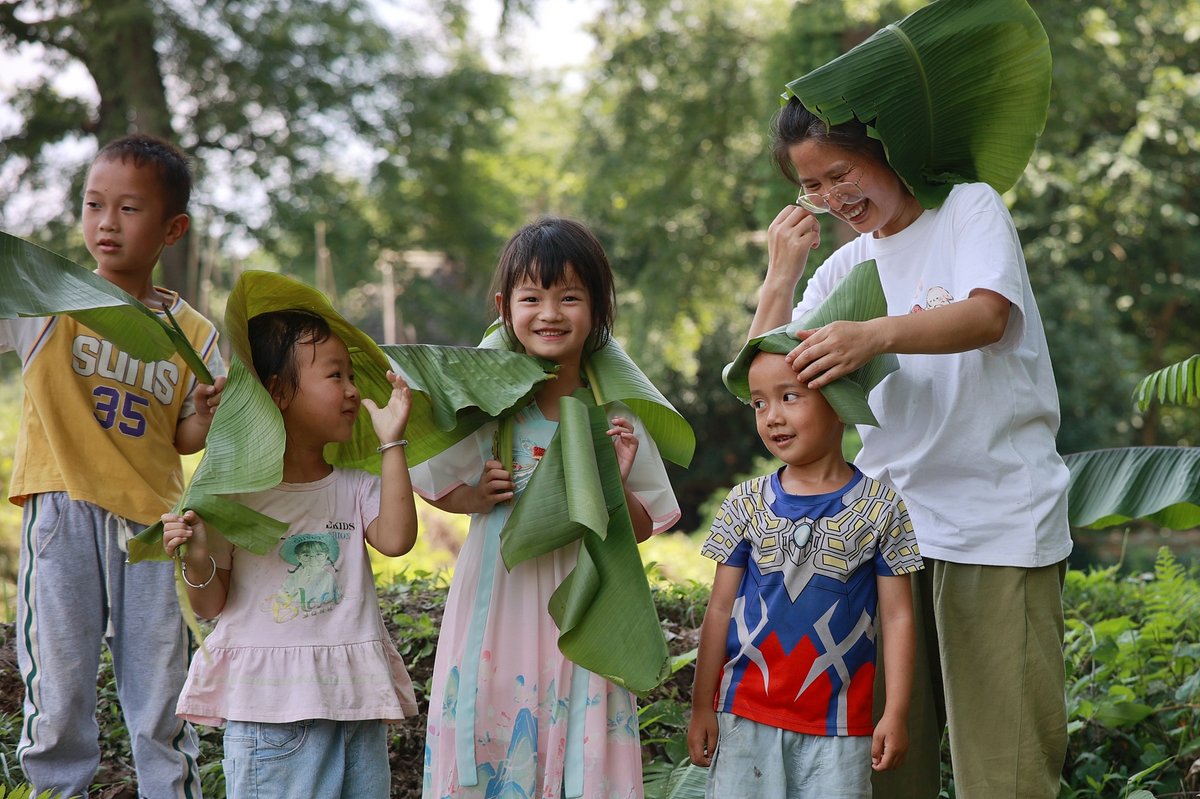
top-left (0, 0), bottom-right (522, 342)
top-left (1, 0), bottom-right (1196, 527)
top-left (1013, 0), bottom-right (1200, 453)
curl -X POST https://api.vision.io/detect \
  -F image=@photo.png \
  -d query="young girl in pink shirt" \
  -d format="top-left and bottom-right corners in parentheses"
top-left (162, 308), bottom-right (420, 799)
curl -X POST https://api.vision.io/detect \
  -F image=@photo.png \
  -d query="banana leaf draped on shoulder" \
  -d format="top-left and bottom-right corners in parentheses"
top-left (0, 230), bottom-right (212, 382)
top-left (479, 321), bottom-right (695, 692)
top-left (478, 320), bottom-right (695, 468)
top-left (783, 0), bottom-right (1051, 208)
top-left (128, 270), bottom-right (554, 563)
top-left (723, 259), bottom-right (897, 426)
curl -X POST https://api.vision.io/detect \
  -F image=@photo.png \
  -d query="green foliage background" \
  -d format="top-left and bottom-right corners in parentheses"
top-left (1, 0), bottom-right (1198, 794)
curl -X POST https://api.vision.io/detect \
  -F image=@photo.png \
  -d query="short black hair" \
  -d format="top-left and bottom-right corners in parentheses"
top-left (770, 97), bottom-right (889, 187)
top-left (94, 133), bottom-right (192, 218)
top-left (492, 217), bottom-right (616, 352)
top-left (248, 309), bottom-right (332, 404)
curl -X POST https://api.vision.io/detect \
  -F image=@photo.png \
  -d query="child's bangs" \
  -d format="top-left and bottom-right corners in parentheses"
top-left (520, 254), bottom-right (577, 290)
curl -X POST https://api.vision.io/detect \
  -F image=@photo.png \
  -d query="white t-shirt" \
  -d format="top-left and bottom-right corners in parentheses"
top-left (793, 183), bottom-right (1071, 567)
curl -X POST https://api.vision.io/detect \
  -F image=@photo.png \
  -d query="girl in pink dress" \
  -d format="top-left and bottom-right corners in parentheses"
top-left (162, 309), bottom-right (420, 799)
top-left (413, 218), bottom-right (681, 799)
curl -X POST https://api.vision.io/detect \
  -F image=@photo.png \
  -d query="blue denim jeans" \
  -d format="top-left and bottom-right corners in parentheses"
top-left (706, 713), bottom-right (871, 799)
top-left (223, 718), bottom-right (389, 799)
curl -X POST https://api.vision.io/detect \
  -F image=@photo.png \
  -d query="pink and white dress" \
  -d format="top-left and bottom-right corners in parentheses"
top-left (412, 403), bottom-right (679, 799)
top-left (176, 469), bottom-right (418, 726)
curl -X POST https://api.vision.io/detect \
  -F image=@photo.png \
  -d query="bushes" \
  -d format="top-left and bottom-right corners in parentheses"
top-left (1061, 549), bottom-right (1200, 798)
top-left (1, 554), bottom-right (1199, 797)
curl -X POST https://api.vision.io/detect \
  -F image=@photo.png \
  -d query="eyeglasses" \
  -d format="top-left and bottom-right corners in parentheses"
top-left (796, 178), bottom-right (864, 214)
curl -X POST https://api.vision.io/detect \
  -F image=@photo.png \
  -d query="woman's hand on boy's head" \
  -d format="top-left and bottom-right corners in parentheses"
top-left (786, 319), bottom-right (884, 389)
top-left (606, 417), bottom-right (639, 481)
top-left (161, 509), bottom-right (209, 558)
top-left (363, 370), bottom-right (412, 444)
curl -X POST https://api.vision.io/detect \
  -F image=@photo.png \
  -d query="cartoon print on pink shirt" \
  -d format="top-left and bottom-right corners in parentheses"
top-left (274, 532), bottom-right (342, 619)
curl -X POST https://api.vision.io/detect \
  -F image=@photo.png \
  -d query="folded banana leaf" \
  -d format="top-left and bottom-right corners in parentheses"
top-left (499, 391), bottom-right (671, 692)
top-left (479, 321), bottom-right (695, 467)
top-left (130, 270), bottom-right (554, 561)
top-left (481, 323), bottom-right (694, 691)
top-left (723, 259), bottom-right (897, 425)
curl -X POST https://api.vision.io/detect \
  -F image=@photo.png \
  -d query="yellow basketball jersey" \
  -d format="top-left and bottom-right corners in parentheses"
top-left (6, 292), bottom-right (221, 524)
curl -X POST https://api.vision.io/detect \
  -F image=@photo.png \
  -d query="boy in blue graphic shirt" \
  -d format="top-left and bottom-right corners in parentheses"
top-left (688, 350), bottom-right (922, 798)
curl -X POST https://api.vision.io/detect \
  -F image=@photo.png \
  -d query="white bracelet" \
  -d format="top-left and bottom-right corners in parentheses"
top-left (181, 554), bottom-right (218, 589)
top-left (377, 439), bottom-right (408, 453)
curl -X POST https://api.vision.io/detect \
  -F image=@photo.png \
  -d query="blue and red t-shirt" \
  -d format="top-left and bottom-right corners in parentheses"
top-left (700, 467), bottom-right (922, 736)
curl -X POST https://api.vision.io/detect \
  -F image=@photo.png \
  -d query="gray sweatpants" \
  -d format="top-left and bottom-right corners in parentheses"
top-left (16, 492), bottom-right (203, 799)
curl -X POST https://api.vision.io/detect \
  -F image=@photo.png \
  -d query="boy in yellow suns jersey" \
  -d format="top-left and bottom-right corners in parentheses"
top-left (0, 134), bottom-right (226, 798)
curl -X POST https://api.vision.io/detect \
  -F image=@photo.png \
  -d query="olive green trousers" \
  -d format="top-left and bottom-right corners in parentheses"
top-left (872, 559), bottom-right (1068, 799)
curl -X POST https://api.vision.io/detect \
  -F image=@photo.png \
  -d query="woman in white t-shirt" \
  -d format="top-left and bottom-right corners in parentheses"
top-left (747, 96), bottom-right (1071, 799)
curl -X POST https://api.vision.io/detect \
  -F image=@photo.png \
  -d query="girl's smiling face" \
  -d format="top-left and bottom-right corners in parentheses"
top-left (498, 263), bottom-right (594, 369)
top-left (788, 140), bottom-right (924, 238)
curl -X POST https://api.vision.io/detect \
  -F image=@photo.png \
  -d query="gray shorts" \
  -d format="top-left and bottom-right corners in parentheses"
top-left (706, 712), bottom-right (871, 799)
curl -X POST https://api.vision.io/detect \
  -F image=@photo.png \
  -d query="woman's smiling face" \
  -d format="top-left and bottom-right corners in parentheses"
top-left (788, 139), bottom-right (924, 238)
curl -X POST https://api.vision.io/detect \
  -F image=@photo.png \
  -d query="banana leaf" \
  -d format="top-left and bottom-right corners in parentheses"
top-left (499, 392), bottom-right (670, 693)
top-left (130, 271), bottom-right (554, 560)
top-left (644, 761), bottom-right (708, 799)
top-left (1064, 447), bottom-right (1200, 531)
top-left (723, 259), bottom-right (897, 425)
top-left (0, 230), bottom-right (212, 382)
top-left (224, 271), bottom-right (555, 472)
top-left (128, 356), bottom-right (289, 562)
top-left (479, 321), bottom-right (695, 467)
top-left (1134, 354), bottom-right (1200, 411)
top-left (364, 344), bottom-right (553, 470)
top-left (783, 0), bottom-right (1051, 208)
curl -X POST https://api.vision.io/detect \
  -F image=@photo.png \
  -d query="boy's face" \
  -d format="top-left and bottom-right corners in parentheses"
top-left (748, 352), bottom-right (844, 467)
top-left (82, 156), bottom-right (188, 279)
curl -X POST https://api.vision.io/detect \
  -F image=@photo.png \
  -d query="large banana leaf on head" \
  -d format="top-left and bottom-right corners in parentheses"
top-left (723, 259), bottom-right (896, 426)
top-left (0, 231), bottom-right (212, 382)
top-left (783, 0), bottom-right (1051, 208)
top-left (130, 270), bottom-right (555, 560)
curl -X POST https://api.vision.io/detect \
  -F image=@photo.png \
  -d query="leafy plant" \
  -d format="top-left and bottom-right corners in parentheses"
top-left (1065, 355), bottom-right (1200, 532)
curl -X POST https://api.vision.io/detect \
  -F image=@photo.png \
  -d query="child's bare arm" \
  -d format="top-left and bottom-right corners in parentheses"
top-left (687, 563), bottom-right (744, 767)
top-left (175, 375), bottom-right (227, 454)
top-left (423, 460), bottom-right (515, 516)
top-left (872, 572), bottom-right (916, 771)
top-left (364, 371), bottom-right (419, 557)
top-left (162, 509), bottom-right (233, 619)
